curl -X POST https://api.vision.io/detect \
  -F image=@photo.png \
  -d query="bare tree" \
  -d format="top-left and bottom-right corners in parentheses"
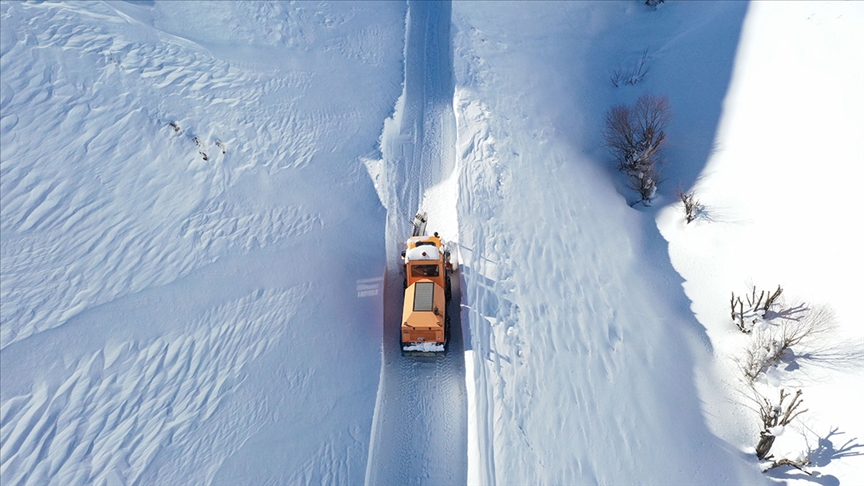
top-left (604, 94), bottom-right (672, 204)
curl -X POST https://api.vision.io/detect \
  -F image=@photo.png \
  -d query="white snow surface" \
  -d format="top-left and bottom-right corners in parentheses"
top-left (2, 1), bottom-right (862, 485)
top-left (1, 1), bottom-right (404, 484)
top-left (451, 1), bottom-right (863, 485)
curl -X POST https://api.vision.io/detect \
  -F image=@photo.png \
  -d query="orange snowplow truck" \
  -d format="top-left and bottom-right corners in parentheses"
top-left (401, 232), bottom-right (452, 356)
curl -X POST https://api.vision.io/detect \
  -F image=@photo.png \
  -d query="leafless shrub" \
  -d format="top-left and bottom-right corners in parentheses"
top-left (754, 388), bottom-right (808, 460)
top-left (745, 285), bottom-right (784, 315)
top-left (604, 94), bottom-right (672, 204)
top-left (676, 189), bottom-right (703, 223)
top-left (610, 49), bottom-right (650, 88)
top-left (739, 305), bottom-right (836, 382)
top-left (740, 331), bottom-right (781, 382)
top-left (763, 285), bottom-right (784, 313)
top-left (731, 285), bottom-right (784, 332)
top-left (730, 292), bottom-right (751, 332)
top-left (645, 0), bottom-right (665, 6)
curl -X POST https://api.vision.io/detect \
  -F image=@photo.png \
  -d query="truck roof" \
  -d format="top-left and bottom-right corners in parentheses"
top-left (405, 245), bottom-right (440, 262)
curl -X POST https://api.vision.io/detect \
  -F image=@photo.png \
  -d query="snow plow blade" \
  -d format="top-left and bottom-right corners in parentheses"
top-left (401, 342), bottom-right (447, 357)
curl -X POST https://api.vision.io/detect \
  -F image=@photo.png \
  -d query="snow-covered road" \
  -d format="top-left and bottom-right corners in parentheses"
top-left (365, 2), bottom-right (467, 485)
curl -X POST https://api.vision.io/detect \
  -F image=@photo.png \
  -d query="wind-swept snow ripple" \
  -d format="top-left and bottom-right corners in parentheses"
top-left (0, 1), bottom-right (335, 348)
top-left (0, 286), bottom-right (306, 486)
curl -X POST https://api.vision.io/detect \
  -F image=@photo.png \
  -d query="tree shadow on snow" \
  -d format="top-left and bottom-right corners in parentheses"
top-left (534, 0), bottom-right (752, 353)
top-left (551, 1), bottom-right (751, 205)
top-left (765, 427), bottom-right (864, 486)
top-left (562, 2), bottom-right (750, 348)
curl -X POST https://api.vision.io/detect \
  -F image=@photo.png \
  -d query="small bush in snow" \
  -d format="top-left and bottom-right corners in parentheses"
top-left (753, 388), bottom-right (808, 461)
top-left (604, 94), bottom-right (672, 205)
top-left (610, 49), bottom-right (650, 88)
top-left (676, 189), bottom-right (703, 224)
top-left (730, 285), bottom-right (783, 332)
top-left (739, 305), bottom-right (837, 382)
top-left (645, 0), bottom-right (665, 7)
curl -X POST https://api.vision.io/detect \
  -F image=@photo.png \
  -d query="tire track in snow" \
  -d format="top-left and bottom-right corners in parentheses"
top-left (365, 2), bottom-right (467, 485)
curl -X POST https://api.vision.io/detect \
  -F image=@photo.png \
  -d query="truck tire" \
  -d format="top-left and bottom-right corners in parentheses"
top-left (445, 275), bottom-right (452, 302)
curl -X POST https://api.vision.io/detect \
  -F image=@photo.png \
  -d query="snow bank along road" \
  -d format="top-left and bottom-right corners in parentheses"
top-left (365, 2), bottom-right (468, 485)
top-left (451, 2), bottom-right (764, 484)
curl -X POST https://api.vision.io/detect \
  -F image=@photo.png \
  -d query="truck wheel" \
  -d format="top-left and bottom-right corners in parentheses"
top-left (445, 275), bottom-right (452, 302)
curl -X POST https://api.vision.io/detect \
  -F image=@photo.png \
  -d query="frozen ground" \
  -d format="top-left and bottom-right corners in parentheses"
top-left (1, 1), bottom-right (862, 485)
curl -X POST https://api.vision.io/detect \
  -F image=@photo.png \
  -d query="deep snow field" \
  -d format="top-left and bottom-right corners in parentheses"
top-left (1, 1), bottom-right (862, 486)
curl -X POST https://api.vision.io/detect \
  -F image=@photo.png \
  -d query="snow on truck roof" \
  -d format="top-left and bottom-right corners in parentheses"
top-left (405, 244), bottom-right (440, 262)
